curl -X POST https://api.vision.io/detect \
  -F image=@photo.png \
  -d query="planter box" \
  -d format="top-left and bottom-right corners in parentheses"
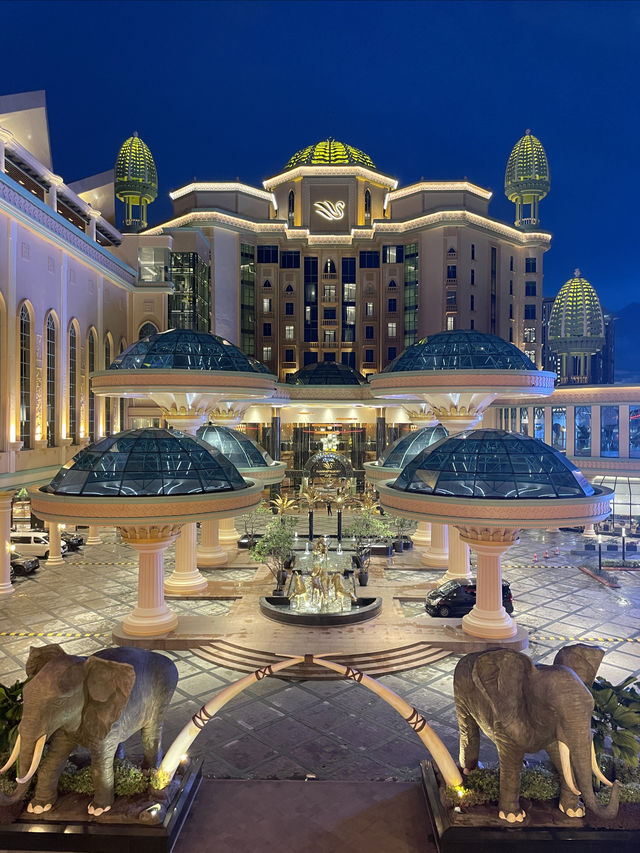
top-left (421, 761), bottom-right (640, 853)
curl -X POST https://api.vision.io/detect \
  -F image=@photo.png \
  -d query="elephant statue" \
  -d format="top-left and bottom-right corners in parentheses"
top-left (453, 644), bottom-right (620, 823)
top-left (0, 644), bottom-right (178, 816)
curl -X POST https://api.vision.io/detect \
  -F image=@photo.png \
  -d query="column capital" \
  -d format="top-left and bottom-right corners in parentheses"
top-left (119, 524), bottom-right (182, 548)
top-left (458, 525), bottom-right (520, 550)
top-left (86, 206), bottom-right (102, 220)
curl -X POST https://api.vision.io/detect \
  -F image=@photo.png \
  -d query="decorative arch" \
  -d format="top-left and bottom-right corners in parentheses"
top-left (67, 319), bottom-right (80, 444)
top-left (103, 332), bottom-right (114, 435)
top-left (44, 310), bottom-right (59, 447)
top-left (285, 284), bottom-right (294, 294)
top-left (17, 300), bottom-right (35, 449)
top-left (364, 188), bottom-right (372, 226)
top-left (86, 326), bottom-right (98, 442)
top-left (288, 189), bottom-right (295, 228)
top-left (388, 279), bottom-right (397, 288)
top-left (263, 279), bottom-right (272, 288)
top-left (119, 336), bottom-right (128, 355)
top-left (138, 321), bottom-right (158, 340)
top-left (323, 259), bottom-right (337, 276)
top-left (158, 656), bottom-right (462, 788)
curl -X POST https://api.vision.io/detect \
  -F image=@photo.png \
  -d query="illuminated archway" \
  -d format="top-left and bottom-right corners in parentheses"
top-left (158, 655), bottom-right (462, 787)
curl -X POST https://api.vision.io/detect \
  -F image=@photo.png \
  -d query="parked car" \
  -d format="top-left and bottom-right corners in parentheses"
top-left (61, 531), bottom-right (84, 550)
top-left (425, 578), bottom-right (514, 618)
top-left (10, 530), bottom-right (68, 559)
top-left (10, 552), bottom-right (39, 576)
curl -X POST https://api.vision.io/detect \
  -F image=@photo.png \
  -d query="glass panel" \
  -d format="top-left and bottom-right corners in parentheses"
top-left (630, 407), bottom-right (640, 459)
top-left (551, 407), bottom-right (566, 452)
top-left (383, 330), bottom-right (535, 372)
top-left (520, 407), bottom-right (529, 436)
top-left (46, 315), bottom-right (56, 447)
top-left (534, 407), bottom-right (545, 442)
top-left (601, 406), bottom-right (619, 458)
top-left (574, 406), bottom-right (591, 457)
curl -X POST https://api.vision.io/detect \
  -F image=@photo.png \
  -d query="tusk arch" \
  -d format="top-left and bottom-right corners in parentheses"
top-left (16, 734), bottom-right (46, 785)
top-left (0, 734), bottom-right (21, 774)
top-left (558, 740), bottom-right (581, 796)
top-left (591, 741), bottom-right (613, 787)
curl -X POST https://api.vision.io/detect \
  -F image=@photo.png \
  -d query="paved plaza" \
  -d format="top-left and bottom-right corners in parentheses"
top-left (1, 520), bottom-right (639, 787)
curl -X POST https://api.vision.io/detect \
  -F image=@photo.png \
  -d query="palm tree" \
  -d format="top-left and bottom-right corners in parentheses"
top-left (270, 495), bottom-right (298, 516)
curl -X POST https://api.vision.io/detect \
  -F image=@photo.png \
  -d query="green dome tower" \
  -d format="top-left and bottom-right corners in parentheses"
top-left (115, 132), bottom-right (158, 232)
top-left (548, 269), bottom-right (605, 384)
top-left (283, 138), bottom-right (376, 170)
top-left (504, 130), bottom-right (550, 228)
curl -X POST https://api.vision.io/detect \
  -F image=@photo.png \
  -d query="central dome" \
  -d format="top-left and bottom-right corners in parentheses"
top-left (108, 328), bottom-right (271, 374)
top-left (284, 138), bottom-right (376, 171)
top-left (392, 429), bottom-right (594, 499)
top-left (382, 331), bottom-right (536, 373)
top-left (45, 429), bottom-right (248, 497)
top-left (286, 361), bottom-right (366, 385)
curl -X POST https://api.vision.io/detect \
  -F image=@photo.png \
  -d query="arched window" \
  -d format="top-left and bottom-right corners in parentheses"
top-left (19, 304), bottom-right (31, 449)
top-left (46, 314), bottom-right (56, 447)
top-left (88, 330), bottom-right (96, 442)
top-left (138, 321), bottom-right (158, 340)
top-left (119, 338), bottom-right (127, 432)
top-left (104, 336), bottom-right (112, 435)
top-left (364, 189), bottom-right (371, 226)
top-left (263, 280), bottom-right (271, 288)
top-left (285, 284), bottom-right (294, 294)
top-left (288, 190), bottom-right (295, 228)
top-left (388, 279), bottom-right (397, 288)
top-left (323, 259), bottom-right (336, 277)
top-left (69, 324), bottom-right (78, 444)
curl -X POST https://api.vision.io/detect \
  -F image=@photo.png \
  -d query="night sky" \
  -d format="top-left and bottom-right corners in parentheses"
top-left (3, 0), bottom-right (638, 309)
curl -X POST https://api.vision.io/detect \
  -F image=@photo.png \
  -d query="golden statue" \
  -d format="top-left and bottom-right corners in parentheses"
top-left (330, 572), bottom-right (357, 604)
top-left (289, 572), bottom-right (307, 606)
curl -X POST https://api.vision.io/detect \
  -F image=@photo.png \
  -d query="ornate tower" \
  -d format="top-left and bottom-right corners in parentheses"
top-left (504, 130), bottom-right (550, 227)
top-left (114, 132), bottom-right (158, 232)
top-left (548, 270), bottom-right (605, 384)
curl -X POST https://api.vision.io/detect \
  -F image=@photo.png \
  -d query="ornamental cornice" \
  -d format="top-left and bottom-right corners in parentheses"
top-left (239, 461), bottom-right (287, 485)
top-left (91, 369), bottom-right (277, 398)
top-left (0, 174), bottom-right (135, 288)
top-left (497, 383), bottom-right (640, 407)
top-left (368, 370), bottom-right (555, 398)
top-left (119, 524), bottom-right (182, 544)
top-left (457, 526), bottom-right (521, 545)
top-left (282, 384), bottom-right (371, 404)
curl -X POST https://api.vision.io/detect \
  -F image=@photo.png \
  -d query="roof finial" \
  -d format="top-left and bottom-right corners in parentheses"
top-left (526, 128), bottom-right (531, 135)
top-left (574, 268), bottom-right (581, 277)
top-left (133, 130), bottom-right (138, 138)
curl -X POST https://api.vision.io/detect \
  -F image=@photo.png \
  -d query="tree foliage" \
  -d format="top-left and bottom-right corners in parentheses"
top-left (591, 674), bottom-right (640, 767)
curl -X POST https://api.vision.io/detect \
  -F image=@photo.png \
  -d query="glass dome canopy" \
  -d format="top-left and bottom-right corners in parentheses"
top-left (392, 429), bottom-right (594, 499)
top-left (382, 331), bottom-right (537, 373)
top-left (108, 328), bottom-right (270, 374)
top-left (196, 424), bottom-right (273, 469)
top-left (379, 425), bottom-right (449, 469)
top-left (286, 361), bottom-right (366, 385)
top-left (45, 429), bottom-right (248, 497)
top-left (284, 138), bottom-right (376, 171)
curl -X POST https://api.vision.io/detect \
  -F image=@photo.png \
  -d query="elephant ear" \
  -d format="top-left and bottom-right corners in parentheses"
top-left (472, 650), bottom-right (535, 727)
top-left (82, 657), bottom-right (136, 741)
top-left (25, 643), bottom-right (66, 678)
top-left (553, 644), bottom-right (604, 687)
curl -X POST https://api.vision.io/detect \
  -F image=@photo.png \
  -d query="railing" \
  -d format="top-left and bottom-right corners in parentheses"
top-left (322, 318), bottom-right (338, 326)
top-left (446, 278), bottom-right (457, 285)
top-left (321, 273), bottom-right (338, 281)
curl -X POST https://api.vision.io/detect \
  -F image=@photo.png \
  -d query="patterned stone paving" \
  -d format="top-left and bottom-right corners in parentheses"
top-left (0, 521), bottom-right (639, 783)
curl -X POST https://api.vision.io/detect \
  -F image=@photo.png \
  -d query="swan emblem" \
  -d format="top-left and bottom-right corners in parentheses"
top-left (314, 200), bottom-right (346, 221)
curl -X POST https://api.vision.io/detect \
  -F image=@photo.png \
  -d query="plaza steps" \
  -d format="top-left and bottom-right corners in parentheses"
top-left (192, 639), bottom-right (450, 679)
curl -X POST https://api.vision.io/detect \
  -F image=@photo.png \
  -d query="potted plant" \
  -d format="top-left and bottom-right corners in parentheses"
top-left (388, 514), bottom-right (415, 553)
top-left (344, 508), bottom-right (392, 586)
top-left (239, 502), bottom-right (271, 548)
top-left (250, 514), bottom-right (298, 595)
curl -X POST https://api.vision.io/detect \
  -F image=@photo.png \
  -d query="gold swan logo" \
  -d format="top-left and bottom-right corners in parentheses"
top-left (314, 200), bottom-right (346, 221)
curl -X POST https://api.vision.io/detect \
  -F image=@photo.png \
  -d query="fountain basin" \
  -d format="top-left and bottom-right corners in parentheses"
top-left (259, 596), bottom-right (382, 626)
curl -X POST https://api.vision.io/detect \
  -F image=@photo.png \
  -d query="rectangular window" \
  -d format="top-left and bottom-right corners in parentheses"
top-left (524, 304), bottom-right (536, 320)
top-left (262, 346), bottom-right (272, 361)
top-left (257, 245), bottom-right (278, 264)
top-left (525, 349), bottom-right (536, 362)
top-left (359, 251), bottom-right (380, 268)
top-left (280, 251), bottom-right (300, 269)
top-left (446, 264), bottom-right (457, 280)
top-left (263, 323), bottom-right (272, 337)
top-left (446, 290), bottom-right (457, 307)
top-left (534, 407), bottom-right (545, 441)
top-left (490, 246), bottom-right (497, 333)
top-left (323, 285), bottom-right (336, 301)
top-left (525, 281), bottom-right (537, 297)
top-left (630, 406), bottom-right (640, 458)
top-left (304, 256), bottom-right (318, 342)
top-left (601, 405), bottom-right (619, 457)
top-left (285, 348), bottom-right (295, 362)
top-left (471, 244), bottom-right (475, 260)
top-left (305, 306), bottom-right (311, 323)
top-left (388, 346), bottom-right (397, 361)
top-left (388, 298), bottom-right (397, 312)
top-left (510, 256), bottom-right (514, 271)
top-left (364, 349), bottom-right (374, 362)
top-left (323, 308), bottom-right (336, 320)
top-left (509, 280), bottom-right (513, 295)
top-left (263, 297), bottom-right (272, 313)
top-left (575, 406), bottom-right (591, 457)
top-left (365, 326), bottom-right (374, 339)
top-left (552, 407), bottom-right (567, 452)
top-left (344, 305), bottom-right (356, 325)
top-left (470, 294), bottom-right (475, 311)
top-left (446, 315), bottom-right (455, 331)
top-left (470, 269), bottom-right (475, 285)
top-left (524, 327), bottom-right (536, 343)
top-left (470, 319), bottom-right (475, 329)
top-left (365, 302), bottom-right (374, 317)
top-left (382, 245), bottom-right (403, 264)
top-left (240, 243), bottom-right (256, 356)
top-left (404, 242), bottom-right (418, 347)
top-left (525, 257), bottom-right (537, 273)
top-left (285, 325), bottom-right (294, 340)
top-left (342, 256), bottom-right (356, 281)
top-left (343, 282), bottom-right (356, 301)
top-left (509, 304), bottom-right (513, 319)
top-left (520, 407), bottom-right (529, 436)
top-left (324, 330), bottom-right (336, 343)
top-left (285, 302), bottom-right (294, 315)
top-left (388, 322), bottom-right (397, 337)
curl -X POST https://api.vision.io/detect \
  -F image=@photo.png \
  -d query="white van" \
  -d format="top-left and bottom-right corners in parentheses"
top-left (10, 531), bottom-right (68, 559)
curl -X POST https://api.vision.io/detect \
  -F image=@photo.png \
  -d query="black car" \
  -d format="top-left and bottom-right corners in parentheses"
top-left (10, 552), bottom-right (40, 576)
top-left (425, 578), bottom-right (513, 618)
top-left (61, 531), bottom-right (84, 550)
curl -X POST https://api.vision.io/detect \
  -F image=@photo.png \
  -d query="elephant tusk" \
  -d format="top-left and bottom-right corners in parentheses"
top-left (16, 734), bottom-right (46, 785)
top-left (558, 740), bottom-right (581, 796)
top-left (591, 741), bottom-right (613, 787)
top-left (0, 734), bottom-right (20, 774)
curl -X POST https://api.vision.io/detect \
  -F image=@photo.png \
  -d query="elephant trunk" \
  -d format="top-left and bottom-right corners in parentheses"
top-left (570, 737), bottom-right (621, 819)
top-left (0, 777), bottom-right (31, 806)
top-left (0, 731), bottom-right (46, 805)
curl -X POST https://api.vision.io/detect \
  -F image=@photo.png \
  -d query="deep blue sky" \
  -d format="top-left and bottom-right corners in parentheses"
top-left (3, 0), bottom-right (638, 309)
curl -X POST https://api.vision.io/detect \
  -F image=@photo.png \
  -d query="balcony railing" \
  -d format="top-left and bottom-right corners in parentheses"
top-left (322, 318), bottom-right (338, 326)
top-left (321, 273), bottom-right (338, 281)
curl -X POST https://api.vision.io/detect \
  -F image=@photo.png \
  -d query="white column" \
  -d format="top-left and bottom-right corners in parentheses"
top-left (46, 522), bottom-right (64, 567)
top-left (583, 524), bottom-right (597, 538)
top-left (197, 519), bottom-right (228, 567)
top-left (0, 128), bottom-right (11, 173)
top-left (218, 516), bottom-right (240, 545)
top-left (422, 522), bottom-right (448, 568)
top-left (165, 522), bottom-right (208, 593)
top-left (87, 208), bottom-right (101, 242)
top-left (461, 537), bottom-right (517, 639)
top-left (0, 492), bottom-right (14, 596)
top-left (440, 526), bottom-right (471, 583)
top-left (412, 521), bottom-right (431, 546)
top-left (86, 525), bottom-right (102, 545)
top-left (46, 175), bottom-right (64, 212)
top-left (122, 534), bottom-right (179, 637)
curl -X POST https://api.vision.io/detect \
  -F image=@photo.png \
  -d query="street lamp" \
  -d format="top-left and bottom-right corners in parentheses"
top-left (622, 527), bottom-right (626, 562)
top-left (598, 534), bottom-right (602, 575)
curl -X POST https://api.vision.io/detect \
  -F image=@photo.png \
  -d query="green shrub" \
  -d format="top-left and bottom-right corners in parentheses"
top-left (58, 760), bottom-right (149, 797)
top-left (0, 680), bottom-right (25, 762)
top-left (519, 766), bottom-right (559, 800)
top-left (591, 675), bottom-right (640, 767)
